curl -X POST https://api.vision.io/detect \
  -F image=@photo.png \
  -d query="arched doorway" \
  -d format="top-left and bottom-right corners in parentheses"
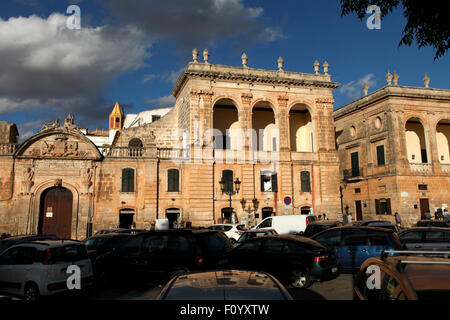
top-left (252, 101), bottom-right (277, 151)
top-left (38, 187), bottom-right (73, 239)
top-left (166, 208), bottom-right (181, 229)
top-left (300, 206), bottom-right (312, 215)
top-left (289, 104), bottom-right (314, 152)
top-left (221, 207), bottom-right (233, 223)
top-left (262, 207), bottom-right (274, 219)
top-left (405, 118), bottom-right (428, 163)
top-left (119, 208), bottom-right (135, 229)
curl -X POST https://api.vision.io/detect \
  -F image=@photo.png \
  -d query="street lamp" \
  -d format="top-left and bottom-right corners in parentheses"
top-left (240, 198), bottom-right (260, 227)
top-left (219, 177), bottom-right (241, 222)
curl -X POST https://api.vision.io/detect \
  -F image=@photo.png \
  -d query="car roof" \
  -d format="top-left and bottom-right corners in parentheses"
top-left (383, 256), bottom-right (450, 291)
top-left (309, 221), bottom-right (340, 226)
top-left (254, 234), bottom-right (327, 248)
top-left (163, 270), bottom-right (291, 300)
top-left (87, 233), bottom-right (134, 239)
top-left (244, 229), bottom-right (276, 233)
top-left (400, 227), bottom-right (450, 233)
top-left (25, 240), bottom-right (83, 247)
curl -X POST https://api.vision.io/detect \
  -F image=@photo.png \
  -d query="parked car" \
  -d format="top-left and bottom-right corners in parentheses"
top-left (301, 221), bottom-right (342, 238)
top-left (94, 229), bottom-right (233, 286)
top-left (354, 251), bottom-right (450, 300)
top-left (311, 226), bottom-right (403, 273)
top-left (115, 229), bottom-right (147, 235)
top-left (206, 224), bottom-right (247, 243)
top-left (0, 240), bottom-right (93, 300)
top-left (415, 220), bottom-right (449, 228)
top-left (158, 270), bottom-right (293, 300)
top-left (253, 215), bottom-right (318, 235)
top-left (84, 233), bottom-right (136, 263)
top-left (236, 229), bottom-right (278, 246)
top-left (353, 220), bottom-right (391, 226)
top-left (0, 235), bottom-right (59, 255)
top-left (399, 227), bottom-right (450, 251)
top-left (221, 235), bottom-right (339, 289)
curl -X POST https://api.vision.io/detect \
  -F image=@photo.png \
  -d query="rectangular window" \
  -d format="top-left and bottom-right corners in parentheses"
top-left (351, 152), bottom-right (360, 177)
top-left (418, 184), bottom-right (428, 191)
top-left (261, 171), bottom-right (278, 192)
top-left (421, 149), bottom-right (428, 164)
top-left (300, 171), bottom-right (311, 192)
top-left (167, 169), bottom-right (180, 192)
top-left (152, 115), bottom-right (161, 122)
top-left (376, 145), bottom-right (386, 166)
top-left (355, 188), bottom-right (361, 194)
top-left (122, 168), bottom-right (135, 193)
top-left (222, 170), bottom-right (233, 193)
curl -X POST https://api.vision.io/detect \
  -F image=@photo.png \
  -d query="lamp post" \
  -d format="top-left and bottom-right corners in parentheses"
top-left (219, 177), bottom-right (241, 222)
top-left (240, 198), bottom-right (259, 227)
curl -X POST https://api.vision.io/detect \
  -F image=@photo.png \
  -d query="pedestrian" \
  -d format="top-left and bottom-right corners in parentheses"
top-left (444, 210), bottom-right (450, 223)
top-left (318, 214), bottom-right (322, 220)
top-left (347, 214), bottom-right (353, 224)
top-left (434, 210), bottom-right (439, 220)
top-left (425, 211), bottom-right (431, 220)
top-left (131, 221), bottom-right (136, 229)
top-left (343, 213), bottom-right (349, 225)
top-left (394, 212), bottom-right (402, 228)
top-left (150, 221), bottom-right (156, 231)
top-left (323, 213), bottom-right (328, 221)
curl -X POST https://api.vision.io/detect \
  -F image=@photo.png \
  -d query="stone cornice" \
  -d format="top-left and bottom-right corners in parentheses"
top-left (334, 85), bottom-right (450, 120)
top-left (172, 63), bottom-right (339, 97)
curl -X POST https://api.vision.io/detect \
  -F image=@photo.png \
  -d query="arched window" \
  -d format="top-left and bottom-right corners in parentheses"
top-left (122, 168), bottom-right (135, 193)
top-left (167, 169), bottom-right (180, 192)
top-left (128, 138), bottom-right (143, 148)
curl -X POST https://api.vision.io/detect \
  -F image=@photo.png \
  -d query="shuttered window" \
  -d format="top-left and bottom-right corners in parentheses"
top-left (351, 152), bottom-right (360, 177)
top-left (122, 168), bottom-right (135, 193)
top-left (375, 198), bottom-right (391, 215)
top-left (261, 171), bottom-right (278, 192)
top-left (376, 145), bottom-right (385, 166)
top-left (300, 171), bottom-right (311, 192)
top-left (167, 169), bottom-right (180, 192)
top-left (222, 170), bottom-right (233, 193)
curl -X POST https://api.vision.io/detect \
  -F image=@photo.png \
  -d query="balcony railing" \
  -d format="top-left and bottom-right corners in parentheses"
top-left (158, 148), bottom-right (190, 160)
top-left (0, 143), bottom-right (18, 155)
top-left (409, 163), bottom-right (432, 173)
top-left (343, 167), bottom-right (364, 180)
top-left (100, 146), bottom-right (145, 158)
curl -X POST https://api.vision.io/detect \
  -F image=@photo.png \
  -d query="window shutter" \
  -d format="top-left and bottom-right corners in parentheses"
top-left (271, 173), bottom-right (278, 192)
top-left (375, 199), bottom-right (381, 215)
top-left (222, 170), bottom-right (233, 193)
top-left (386, 198), bottom-right (392, 215)
top-left (122, 169), bottom-right (135, 192)
top-left (351, 152), bottom-right (360, 177)
top-left (376, 145), bottom-right (385, 166)
top-left (301, 171), bottom-right (311, 192)
top-left (168, 169), bottom-right (180, 192)
top-left (260, 173), bottom-right (265, 192)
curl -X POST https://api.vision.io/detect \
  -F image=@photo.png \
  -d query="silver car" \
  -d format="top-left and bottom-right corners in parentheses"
top-left (399, 227), bottom-right (450, 251)
top-left (0, 240), bottom-right (93, 300)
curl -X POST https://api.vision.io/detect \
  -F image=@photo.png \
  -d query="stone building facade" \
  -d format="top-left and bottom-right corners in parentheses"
top-left (0, 54), bottom-right (342, 239)
top-left (334, 82), bottom-right (450, 227)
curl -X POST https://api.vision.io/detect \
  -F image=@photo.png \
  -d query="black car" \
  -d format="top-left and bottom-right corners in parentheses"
top-left (222, 235), bottom-right (340, 289)
top-left (301, 221), bottom-right (342, 238)
top-left (0, 235), bottom-right (59, 254)
top-left (415, 220), bottom-right (449, 228)
top-left (158, 270), bottom-right (293, 300)
top-left (94, 229), bottom-right (233, 286)
top-left (84, 233), bottom-right (136, 263)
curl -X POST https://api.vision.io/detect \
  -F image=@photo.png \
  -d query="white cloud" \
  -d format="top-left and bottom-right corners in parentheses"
top-left (143, 95), bottom-right (176, 108)
top-left (17, 119), bottom-right (44, 142)
top-left (0, 13), bottom-right (151, 126)
top-left (339, 74), bottom-right (377, 100)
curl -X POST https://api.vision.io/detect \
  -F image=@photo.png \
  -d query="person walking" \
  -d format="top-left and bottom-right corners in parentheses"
top-left (323, 213), bottom-right (328, 221)
top-left (394, 212), bottom-right (402, 228)
top-left (444, 209), bottom-right (450, 223)
top-left (425, 211), bottom-right (431, 220)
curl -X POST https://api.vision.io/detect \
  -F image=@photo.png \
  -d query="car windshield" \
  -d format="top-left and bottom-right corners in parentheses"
top-left (85, 237), bottom-right (109, 250)
top-left (51, 244), bottom-right (88, 262)
top-left (196, 233), bottom-right (231, 254)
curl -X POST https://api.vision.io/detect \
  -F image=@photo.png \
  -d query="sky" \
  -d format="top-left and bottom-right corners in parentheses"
top-left (0, 0), bottom-right (448, 140)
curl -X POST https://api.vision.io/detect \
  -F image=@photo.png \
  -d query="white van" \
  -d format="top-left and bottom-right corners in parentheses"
top-left (253, 215), bottom-right (318, 235)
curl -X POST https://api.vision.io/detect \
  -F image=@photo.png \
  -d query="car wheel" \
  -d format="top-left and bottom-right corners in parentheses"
top-left (24, 283), bottom-right (40, 301)
top-left (290, 268), bottom-right (311, 289)
top-left (230, 238), bottom-right (237, 244)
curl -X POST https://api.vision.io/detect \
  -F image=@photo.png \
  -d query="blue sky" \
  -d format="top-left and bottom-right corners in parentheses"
top-left (0, 0), bottom-right (448, 139)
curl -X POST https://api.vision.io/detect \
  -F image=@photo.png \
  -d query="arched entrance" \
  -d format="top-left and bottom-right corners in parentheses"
top-left (38, 187), bottom-right (73, 239)
top-left (166, 208), bottom-right (181, 229)
top-left (119, 208), bottom-right (135, 229)
top-left (262, 207), bottom-right (274, 219)
top-left (221, 207), bottom-right (233, 223)
top-left (300, 206), bottom-right (312, 215)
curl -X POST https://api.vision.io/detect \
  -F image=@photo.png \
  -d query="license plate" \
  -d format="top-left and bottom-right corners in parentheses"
top-left (332, 267), bottom-right (338, 273)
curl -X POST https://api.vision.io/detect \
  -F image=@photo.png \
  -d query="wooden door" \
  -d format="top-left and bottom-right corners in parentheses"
top-left (355, 201), bottom-right (363, 221)
top-left (420, 199), bottom-right (430, 220)
top-left (39, 187), bottom-right (73, 239)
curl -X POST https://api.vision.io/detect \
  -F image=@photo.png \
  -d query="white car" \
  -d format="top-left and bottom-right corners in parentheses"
top-left (207, 224), bottom-right (247, 243)
top-left (253, 214), bottom-right (318, 235)
top-left (0, 240), bottom-right (94, 300)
